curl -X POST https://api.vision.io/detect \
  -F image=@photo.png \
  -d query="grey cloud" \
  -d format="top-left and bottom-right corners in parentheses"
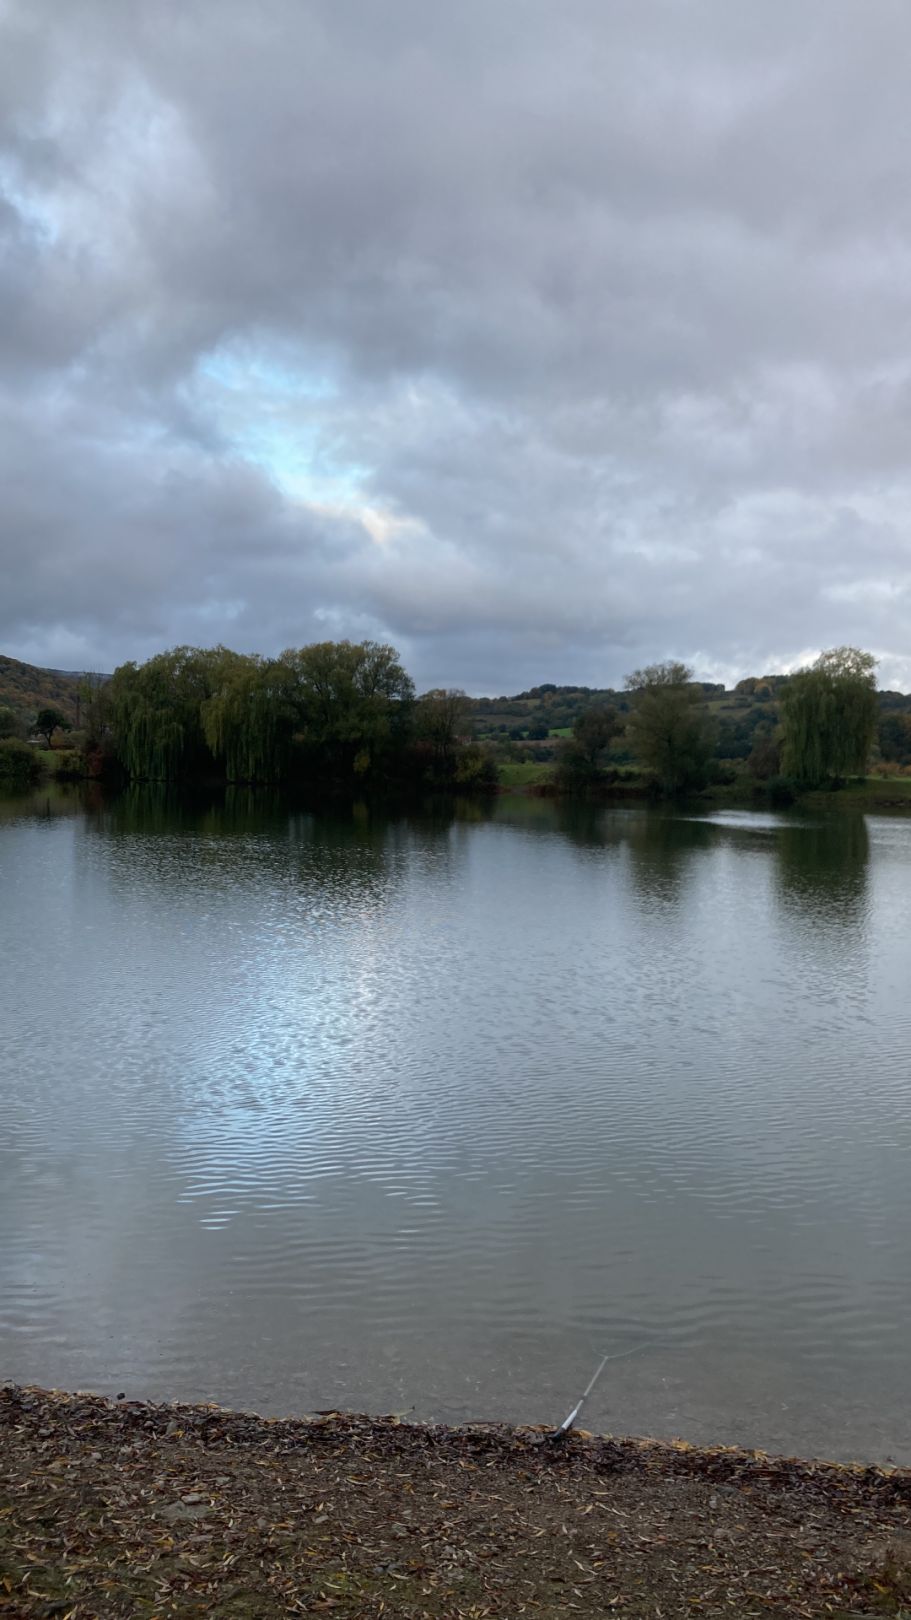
top-left (2, 0), bottom-right (911, 689)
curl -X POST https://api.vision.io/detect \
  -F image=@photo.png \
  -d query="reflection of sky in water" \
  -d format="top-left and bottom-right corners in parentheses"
top-left (1, 794), bottom-right (910, 1460)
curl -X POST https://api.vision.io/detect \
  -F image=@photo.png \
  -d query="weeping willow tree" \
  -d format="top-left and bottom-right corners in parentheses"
top-left (201, 657), bottom-right (295, 782)
top-left (780, 647), bottom-right (877, 787)
top-left (108, 647), bottom-right (234, 779)
top-left (107, 641), bottom-right (416, 784)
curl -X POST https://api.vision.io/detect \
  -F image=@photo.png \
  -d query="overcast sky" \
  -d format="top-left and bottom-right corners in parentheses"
top-left (2, 1), bottom-right (910, 693)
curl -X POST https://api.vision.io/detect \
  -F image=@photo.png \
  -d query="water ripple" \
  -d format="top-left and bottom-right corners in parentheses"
top-left (1, 795), bottom-right (910, 1461)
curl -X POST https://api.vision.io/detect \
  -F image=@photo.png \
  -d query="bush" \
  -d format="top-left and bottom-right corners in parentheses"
top-left (0, 738), bottom-right (42, 787)
top-left (453, 742), bottom-right (499, 790)
top-left (50, 749), bottom-right (85, 781)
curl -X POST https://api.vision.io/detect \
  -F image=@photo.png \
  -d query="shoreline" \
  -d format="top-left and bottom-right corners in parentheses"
top-left (12, 755), bottom-right (911, 815)
top-left (6, 1380), bottom-right (910, 1488)
top-left (3, 1384), bottom-right (909, 1616)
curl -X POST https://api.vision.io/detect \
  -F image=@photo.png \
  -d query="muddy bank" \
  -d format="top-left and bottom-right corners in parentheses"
top-left (1, 1384), bottom-right (910, 1617)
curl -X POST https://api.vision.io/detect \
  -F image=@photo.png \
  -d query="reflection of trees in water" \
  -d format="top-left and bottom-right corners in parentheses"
top-left (88, 783), bottom-right (293, 839)
top-left (64, 788), bottom-right (875, 938)
top-left (89, 784), bottom-right (497, 842)
top-left (551, 801), bottom-right (621, 849)
top-left (774, 814), bottom-right (870, 930)
top-left (81, 784), bottom-right (482, 910)
top-left (286, 799), bottom-right (466, 896)
top-left (545, 803), bottom-right (872, 928)
top-left (0, 779), bottom-right (103, 825)
top-left (623, 814), bottom-right (716, 907)
top-left (549, 802), bottom-right (714, 906)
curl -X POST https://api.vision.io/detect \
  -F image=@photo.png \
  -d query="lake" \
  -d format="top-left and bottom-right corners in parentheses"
top-left (1, 784), bottom-right (909, 1462)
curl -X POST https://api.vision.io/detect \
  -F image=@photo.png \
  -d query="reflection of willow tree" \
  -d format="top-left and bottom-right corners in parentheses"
top-left (85, 782), bottom-right (281, 840)
top-left (84, 785), bottom-right (491, 867)
top-left (775, 815), bottom-right (870, 929)
top-left (284, 801), bottom-right (475, 909)
top-left (85, 793), bottom-right (463, 916)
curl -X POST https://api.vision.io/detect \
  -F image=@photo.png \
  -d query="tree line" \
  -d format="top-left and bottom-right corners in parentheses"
top-left (0, 639), bottom-right (888, 798)
top-left (554, 646), bottom-right (880, 797)
top-left (74, 641), bottom-right (495, 793)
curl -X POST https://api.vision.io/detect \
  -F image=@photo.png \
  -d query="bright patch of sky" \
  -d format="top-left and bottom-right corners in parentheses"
top-left (196, 346), bottom-right (371, 509)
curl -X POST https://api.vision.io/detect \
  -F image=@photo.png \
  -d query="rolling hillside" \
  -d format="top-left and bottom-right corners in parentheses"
top-left (0, 655), bottom-right (94, 725)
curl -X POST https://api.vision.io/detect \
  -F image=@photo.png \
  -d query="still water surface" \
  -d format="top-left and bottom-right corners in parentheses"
top-left (1, 786), bottom-right (910, 1460)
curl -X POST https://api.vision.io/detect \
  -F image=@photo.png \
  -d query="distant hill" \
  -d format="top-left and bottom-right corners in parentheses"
top-left (466, 676), bottom-right (911, 768)
top-left (0, 655), bottom-right (107, 726)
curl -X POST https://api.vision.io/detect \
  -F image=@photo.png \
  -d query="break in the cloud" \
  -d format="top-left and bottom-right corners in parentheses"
top-left (2, 0), bottom-right (911, 692)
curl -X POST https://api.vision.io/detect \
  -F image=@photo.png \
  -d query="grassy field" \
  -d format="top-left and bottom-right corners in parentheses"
top-left (803, 776), bottom-right (911, 809)
top-left (494, 766), bottom-right (911, 810)
top-left (497, 759), bottom-right (555, 789)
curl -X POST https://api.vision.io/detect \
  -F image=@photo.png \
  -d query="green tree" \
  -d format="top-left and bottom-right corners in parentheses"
top-left (453, 740), bottom-right (498, 789)
top-left (202, 656), bottom-right (296, 782)
top-left (78, 674), bottom-right (111, 748)
top-left (102, 638), bottom-right (497, 792)
top-left (107, 646), bottom-right (229, 779)
top-left (0, 706), bottom-right (23, 739)
top-left (780, 647), bottom-right (877, 787)
top-left (416, 689), bottom-right (471, 770)
top-left (284, 640), bottom-right (415, 778)
top-left (35, 706), bottom-right (71, 749)
top-left (877, 711), bottom-right (911, 765)
top-left (624, 663), bottom-right (713, 794)
top-left (555, 705), bottom-right (621, 787)
top-left (572, 706), bottom-right (620, 768)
